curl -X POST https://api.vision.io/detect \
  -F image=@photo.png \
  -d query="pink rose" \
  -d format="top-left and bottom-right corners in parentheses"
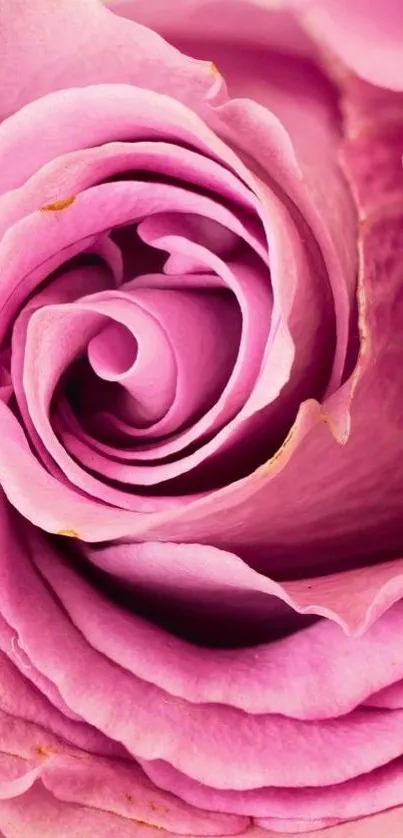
top-left (0, 0), bottom-right (402, 835)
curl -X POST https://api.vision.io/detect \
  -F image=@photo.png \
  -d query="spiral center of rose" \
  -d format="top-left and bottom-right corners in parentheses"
top-left (4, 124), bottom-right (335, 502)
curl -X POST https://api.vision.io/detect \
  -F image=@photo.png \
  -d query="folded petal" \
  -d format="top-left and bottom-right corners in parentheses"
top-left (2, 484), bottom-right (403, 830)
top-left (108, 0), bottom-right (357, 390)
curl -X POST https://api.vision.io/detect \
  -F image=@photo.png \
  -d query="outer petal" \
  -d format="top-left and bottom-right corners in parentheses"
top-left (0, 0), bottom-right (222, 121)
top-left (3, 792), bottom-right (403, 838)
top-left (42, 543), bottom-right (403, 721)
top-left (108, 0), bottom-right (312, 58)
top-left (0, 505), bottom-right (250, 837)
top-left (3, 502), bottom-right (403, 830)
top-left (291, 0), bottom-right (403, 92)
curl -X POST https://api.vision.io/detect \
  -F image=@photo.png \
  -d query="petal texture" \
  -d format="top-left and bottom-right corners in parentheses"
top-left (292, 0), bottom-right (403, 91)
top-left (0, 0), bottom-right (222, 120)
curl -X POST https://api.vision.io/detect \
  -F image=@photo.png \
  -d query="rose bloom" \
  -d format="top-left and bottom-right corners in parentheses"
top-left (0, 0), bottom-right (402, 835)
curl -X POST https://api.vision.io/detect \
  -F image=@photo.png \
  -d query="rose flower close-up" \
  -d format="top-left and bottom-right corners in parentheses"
top-left (0, 0), bottom-right (402, 835)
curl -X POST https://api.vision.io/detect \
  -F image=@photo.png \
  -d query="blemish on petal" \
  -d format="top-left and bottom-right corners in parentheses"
top-left (209, 62), bottom-right (221, 77)
top-left (58, 529), bottom-right (79, 538)
top-left (40, 196), bottom-right (76, 212)
top-left (33, 745), bottom-right (60, 758)
top-left (320, 410), bottom-right (341, 439)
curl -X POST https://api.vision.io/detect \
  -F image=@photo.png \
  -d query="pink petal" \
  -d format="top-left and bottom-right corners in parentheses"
top-left (108, 0), bottom-right (357, 390)
top-left (79, 257), bottom-right (270, 448)
top-left (341, 123), bottom-right (403, 220)
top-left (0, 135), bottom-right (256, 236)
top-left (3, 497), bottom-right (403, 828)
top-left (0, 719), bottom-right (246, 835)
top-left (339, 79), bottom-right (403, 222)
top-left (0, 784), bottom-right (190, 838)
top-left (257, 806), bottom-right (403, 838)
top-left (108, 0), bottom-right (311, 59)
top-left (6, 519), bottom-right (403, 792)
top-left (292, 0), bottom-right (403, 92)
top-left (0, 0), bottom-right (222, 121)
top-left (43, 541), bottom-right (403, 720)
top-left (0, 507), bottom-right (249, 837)
top-left (0, 761), bottom-right (247, 837)
top-left (0, 82), bottom-right (253, 198)
top-left (0, 644), bottom-right (122, 757)
top-left (0, 166), bottom-right (263, 340)
top-left (140, 202), bottom-right (403, 579)
top-left (211, 99), bottom-right (355, 394)
top-left (142, 754), bottom-right (403, 823)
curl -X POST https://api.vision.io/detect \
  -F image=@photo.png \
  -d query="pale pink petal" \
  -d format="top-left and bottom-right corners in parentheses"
top-left (292, 0), bottom-right (403, 91)
top-left (0, 0), bottom-right (222, 121)
top-left (108, 0), bottom-right (311, 58)
top-left (256, 806), bottom-right (403, 838)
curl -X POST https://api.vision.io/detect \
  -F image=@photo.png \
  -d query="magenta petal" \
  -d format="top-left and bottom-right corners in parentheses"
top-left (341, 122), bottom-right (403, 219)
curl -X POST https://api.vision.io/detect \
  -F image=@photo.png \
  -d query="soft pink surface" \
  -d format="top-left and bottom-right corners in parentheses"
top-left (291, 0), bottom-right (403, 91)
top-left (0, 1), bottom-right (402, 836)
top-left (0, 497), bottom-right (403, 833)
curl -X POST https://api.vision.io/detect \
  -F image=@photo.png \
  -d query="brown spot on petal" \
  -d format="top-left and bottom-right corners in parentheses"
top-left (40, 196), bottom-right (76, 212)
top-left (320, 410), bottom-right (344, 442)
top-left (125, 793), bottom-right (133, 803)
top-left (58, 529), bottom-right (79, 538)
top-left (33, 745), bottom-right (60, 758)
top-left (209, 62), bottom-right (221, 77)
